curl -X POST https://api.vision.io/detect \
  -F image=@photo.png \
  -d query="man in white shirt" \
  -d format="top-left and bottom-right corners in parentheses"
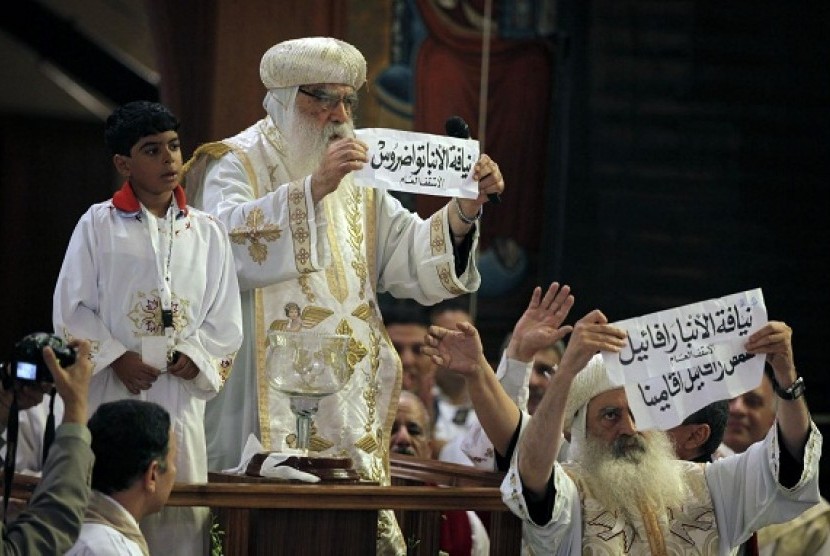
top-left (66, 400), bottom-right (176, 556)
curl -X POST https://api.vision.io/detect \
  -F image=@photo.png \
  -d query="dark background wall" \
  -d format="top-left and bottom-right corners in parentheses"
top-left (536, 0), bottom-right (830, 495)
top-left (0, 116), bottom-right (115, 349)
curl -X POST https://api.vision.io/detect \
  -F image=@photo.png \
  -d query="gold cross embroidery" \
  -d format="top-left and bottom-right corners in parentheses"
top-left (229, 207), bottom-right (281, 264)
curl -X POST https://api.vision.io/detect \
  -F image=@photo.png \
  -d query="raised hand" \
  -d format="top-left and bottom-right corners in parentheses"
top-left (422, 321), bottom-right (486, 377)
top-left (745, 321), bottom-right (795, 377)
top-left (557, 309), bottom-right (627, 377)
top-left (508, 282), bottom-right (574, 361)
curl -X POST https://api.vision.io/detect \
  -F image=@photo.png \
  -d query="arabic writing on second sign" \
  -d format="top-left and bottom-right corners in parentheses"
top-left (638, 352), bottom-right (756, 411)
top-left (619, 304), bottom-right (754, 366)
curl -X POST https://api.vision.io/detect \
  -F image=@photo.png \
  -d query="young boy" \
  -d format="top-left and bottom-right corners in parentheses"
top-left (53, 101), bottom-right (243, 556)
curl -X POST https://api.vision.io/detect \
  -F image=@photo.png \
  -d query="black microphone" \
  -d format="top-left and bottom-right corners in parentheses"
top-left (444, 116), bottom-right (501, 204)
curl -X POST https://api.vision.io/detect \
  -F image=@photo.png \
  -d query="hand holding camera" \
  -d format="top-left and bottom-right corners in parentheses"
top-left (2, 332), bottom-right (76, 386)
top-left (43, 338), bottom-right (92, 425)
top-left (0, 333), bottom-right (92, 426)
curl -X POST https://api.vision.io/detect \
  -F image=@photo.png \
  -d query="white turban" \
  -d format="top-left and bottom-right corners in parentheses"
top-left (260, 37), bottom-right (367, 90)
top-left (564, 354), bottom-right (620, 458)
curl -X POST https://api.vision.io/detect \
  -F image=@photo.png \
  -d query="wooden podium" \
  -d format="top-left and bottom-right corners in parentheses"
top-left (176, 477), bottom-right (382, 555)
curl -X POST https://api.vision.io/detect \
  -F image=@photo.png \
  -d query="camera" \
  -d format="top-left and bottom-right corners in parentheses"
top-left (2, 332), bottom-right (76, 385)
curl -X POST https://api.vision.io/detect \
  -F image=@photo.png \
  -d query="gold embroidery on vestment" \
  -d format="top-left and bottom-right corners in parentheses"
top-left (127, 289), bottom-right (190, 335)
top-left (60, 329), bottom-right (101, 357)
top-left (378, 305), bottom-right (403, 483)
top-left (429, 207), bottom-right (465, 295)
top-left (268, 305), bottom-right (333, 332)
top-left (336, 319), bottom-right (367, 381)
top-left (345, 185), bottom-right (368, 300)
top-left (351, 303), bottom-right (373, 322)
top-left (588, 510), bottom-right (636, 549)
top-left (368, 452), bottom-right (386, 484)
top-left (229, 207), bottom-right (281, 264)
top-left (181, 142), bottom-right (232, 178)
top-left (286, 422), bottom-right (334, 452)
top-left (355, 329), bottom-right (381, 454)
top-left (323, 195), bottom-right (349, 304)
top-left (309, 435), bottom-right (334, 452)
top-left (429, 212), bottom-right (444, 255)
top-left (355, 434), bottom-right (379, 453)
top-left (254, 288), bottom-right (271, 449)
top-left (260, 118), bottom-right (286, 160)
top-left (216, 355), bottom-right (234, 385)
top-left (669, 506), bottom-right (715, 545)
top-left (297, 275), bottom-right (315, 303)
top-left (364, 189), bottom-right (378, 294)
top-left (287, 181), bottom-right (314, 274)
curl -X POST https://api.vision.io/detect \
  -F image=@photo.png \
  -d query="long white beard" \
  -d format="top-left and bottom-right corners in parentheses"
top-left (284, 114), bottom-right (355, 179)
top-left (577, 430), bottom-right (688, 521)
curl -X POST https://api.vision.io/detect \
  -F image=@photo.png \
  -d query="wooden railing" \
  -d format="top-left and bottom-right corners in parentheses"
top-left (388, 453), bottom-right (522, 554)
top-left (7, 455), bottom-right (522, 555)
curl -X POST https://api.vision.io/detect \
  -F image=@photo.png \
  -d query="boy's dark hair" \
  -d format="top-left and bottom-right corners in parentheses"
top-left (680, 399), bottom-right (729, 462)
top-left (88, 399), bottom-right (171, 495)
top-left (104, 101), bottom-right (180, 156)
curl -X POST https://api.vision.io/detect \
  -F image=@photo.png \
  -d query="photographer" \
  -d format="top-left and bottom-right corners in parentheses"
top-left (1, 338), bottom-right (94, 554)
top-left (0, 380), bottom-right (64, 472)
top-left (0, 383), bottom-right (53, 449)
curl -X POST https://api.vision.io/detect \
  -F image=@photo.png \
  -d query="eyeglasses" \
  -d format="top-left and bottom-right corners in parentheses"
top-left (298, 87), bottom-right (359, 114)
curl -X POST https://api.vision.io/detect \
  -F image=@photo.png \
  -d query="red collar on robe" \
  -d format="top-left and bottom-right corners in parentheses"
top-left (112, 181), bottom-right (188, 217)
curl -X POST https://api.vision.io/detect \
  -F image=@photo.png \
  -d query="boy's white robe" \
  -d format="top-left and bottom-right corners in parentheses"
top-left (53, 194), bottom-right (243, 556)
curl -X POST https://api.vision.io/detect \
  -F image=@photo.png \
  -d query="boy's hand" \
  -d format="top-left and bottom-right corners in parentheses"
top-left (111, 351), bottom-right (160, 395)
top-left (167, 353), bottom-right (199, 380)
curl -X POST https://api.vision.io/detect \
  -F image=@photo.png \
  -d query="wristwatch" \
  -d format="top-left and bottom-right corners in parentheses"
top-left (771, 375), bottom-right (806, 400)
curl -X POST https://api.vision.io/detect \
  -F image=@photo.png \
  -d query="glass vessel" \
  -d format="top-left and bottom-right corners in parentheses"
top-left (266, 330), bottom-right (350, 453)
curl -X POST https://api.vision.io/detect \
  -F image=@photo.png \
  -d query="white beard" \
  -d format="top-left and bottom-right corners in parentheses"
top-left (284, 113), bottom-right (355, 179)
top-left (577, 430), bottom-right (688, 521)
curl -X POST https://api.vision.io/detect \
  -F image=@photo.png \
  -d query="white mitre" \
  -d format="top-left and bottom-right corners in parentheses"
top-left (260, 36), bottom-right (367, 90)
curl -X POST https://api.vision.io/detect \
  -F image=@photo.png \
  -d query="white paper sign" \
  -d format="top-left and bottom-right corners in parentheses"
top-left (602, 288), bottom-right (767, 430)
top-left (140, 335), bottom-right (167, 373)
top-left (353, 128), bottom-right (479, 199)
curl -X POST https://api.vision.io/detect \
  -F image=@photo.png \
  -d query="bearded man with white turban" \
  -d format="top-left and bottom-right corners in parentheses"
top-left (182, 37), bottom-right (504, 553)
top-left (424, 307), bottom-right (822, 555)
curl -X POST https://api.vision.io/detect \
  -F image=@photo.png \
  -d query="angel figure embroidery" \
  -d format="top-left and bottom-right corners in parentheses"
top-left (269, 302), bottom-right (334, 332)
